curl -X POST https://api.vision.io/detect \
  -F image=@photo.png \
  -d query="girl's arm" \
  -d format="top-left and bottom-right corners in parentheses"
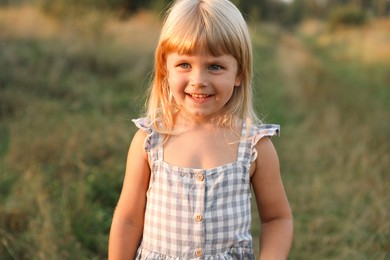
top-left (251, 137), bottom-right (293, 260)
top-left (109, 130), bottom-right (151, 260)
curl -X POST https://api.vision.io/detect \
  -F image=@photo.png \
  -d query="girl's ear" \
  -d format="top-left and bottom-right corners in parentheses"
top-left (234, 72), bottom-right (242, 87)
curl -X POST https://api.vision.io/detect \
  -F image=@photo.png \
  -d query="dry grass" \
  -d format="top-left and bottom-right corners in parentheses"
top-left (0, 5), bottom-right (160, 52)
top-left (104, 10), bottom-right (160, 51)
top-left (299, 18), bottom-right (390, 64)
top-left (0, 5), bottom-right (61, 39)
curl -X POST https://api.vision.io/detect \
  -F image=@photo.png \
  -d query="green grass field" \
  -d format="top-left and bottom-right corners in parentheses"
top-left (0, 6), bottom-right (389, 259)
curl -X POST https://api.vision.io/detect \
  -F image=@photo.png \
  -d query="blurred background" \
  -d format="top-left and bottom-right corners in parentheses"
top-left (0, 0), bottom-right (389, 259)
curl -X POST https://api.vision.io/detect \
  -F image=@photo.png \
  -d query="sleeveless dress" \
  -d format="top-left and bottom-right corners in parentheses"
top-left (133, 118), bottom-right (280, 260)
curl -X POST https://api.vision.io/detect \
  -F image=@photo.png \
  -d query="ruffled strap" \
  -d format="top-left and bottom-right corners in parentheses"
top-left (132, 118), bottom-right (162, 163)
top-left (250, 124), bottom-right (280, 163)
top-left (132, 118), bottom-right (153, 152)
top-left (132, 117), bottom-right (152, 133)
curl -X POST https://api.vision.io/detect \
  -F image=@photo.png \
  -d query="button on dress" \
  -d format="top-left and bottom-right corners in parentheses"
top-left (133, 118), bottom-right (280, 259)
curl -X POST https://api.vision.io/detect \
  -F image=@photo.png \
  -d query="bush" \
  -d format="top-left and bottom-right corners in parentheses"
top-left (35, 0), bottom-right (127, 17)
top-left (0, 0), bottom-right (30, 6)
top-left (34, 0), bottom-right (173, 16)
top-left (328, 6), bottom-right (367, 29)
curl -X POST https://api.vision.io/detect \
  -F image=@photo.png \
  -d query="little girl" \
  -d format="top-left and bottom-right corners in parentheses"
top-left (109, 0), bottom-right (293, 259)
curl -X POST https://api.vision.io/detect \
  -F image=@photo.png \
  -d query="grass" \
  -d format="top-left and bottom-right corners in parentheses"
top-left (0, 6), bottom-right (154, 259)
top-left (273, 21), bottom-right (389, 259)
top-left (0, 5), bottom-right (389, 259)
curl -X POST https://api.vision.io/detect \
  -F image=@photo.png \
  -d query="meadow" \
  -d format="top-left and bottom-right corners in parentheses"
top-left (0, 5), bottom-right (389, 259)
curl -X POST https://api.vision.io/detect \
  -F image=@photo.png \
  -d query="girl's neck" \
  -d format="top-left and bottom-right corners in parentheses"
top-left (163, 115), bottom-right (243, 170)
top-left (173, 112), bottom-right (240, 131)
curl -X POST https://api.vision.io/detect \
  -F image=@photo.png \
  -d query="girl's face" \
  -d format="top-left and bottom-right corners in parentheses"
top-left (166, 51), bottom-right (241, 122)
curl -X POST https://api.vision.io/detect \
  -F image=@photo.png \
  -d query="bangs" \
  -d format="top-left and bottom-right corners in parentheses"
top-left (163, 27), bottom-right (230, 56)
top-left (160, 4), bottom-right (238, 57)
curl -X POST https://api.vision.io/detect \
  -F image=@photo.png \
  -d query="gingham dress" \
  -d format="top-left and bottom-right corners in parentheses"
top-left (133, 118), bottom-right (280, 260)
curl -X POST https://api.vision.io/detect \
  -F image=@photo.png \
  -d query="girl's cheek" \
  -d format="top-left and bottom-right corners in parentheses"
top-left (169, 75), bottom-right (184, 85)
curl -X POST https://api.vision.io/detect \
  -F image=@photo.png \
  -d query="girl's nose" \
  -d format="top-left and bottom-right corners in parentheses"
top-left (190, 68), bottom-right (208, 87)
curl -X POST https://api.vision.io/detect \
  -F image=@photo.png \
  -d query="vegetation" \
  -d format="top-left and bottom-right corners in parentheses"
top-left (328, 5), bottom-right (367, 29)
top-left (0, 3), bottom-right (389, 260)
top-left (0, 0), bottom-right (389, 23)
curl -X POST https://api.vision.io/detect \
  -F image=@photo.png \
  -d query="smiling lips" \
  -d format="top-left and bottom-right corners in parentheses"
top-left (188, 93), bottom-right (211, 98)
top-left (187, 93), bottom-right (213, 103)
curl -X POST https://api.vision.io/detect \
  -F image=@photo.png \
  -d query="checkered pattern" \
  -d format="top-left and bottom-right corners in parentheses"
top-left (132, 118), bottom-right (280, 259)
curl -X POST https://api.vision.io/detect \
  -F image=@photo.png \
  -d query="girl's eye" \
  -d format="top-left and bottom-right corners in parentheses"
top-left (209, 64), bottom-right (222, 71)
top-left (178, 63), bottom-right (191, 69)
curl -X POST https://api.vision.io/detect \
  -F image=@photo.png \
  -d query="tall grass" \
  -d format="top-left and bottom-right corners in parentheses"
top-left (0, 6), bottom-right (156, 259)
top-left (0, 5), bottom-right (389, 259)
top-left (272, 22), bottom-right (389, 258)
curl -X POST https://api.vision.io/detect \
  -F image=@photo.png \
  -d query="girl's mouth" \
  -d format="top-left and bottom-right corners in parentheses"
top-left (188, 93), bottom-right (211, 99)
top-left (186, 93), bottom-right (213, 103)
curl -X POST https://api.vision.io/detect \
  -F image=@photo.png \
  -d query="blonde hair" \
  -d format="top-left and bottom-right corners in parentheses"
top-left (145, 0), bottom-right (259, 133)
